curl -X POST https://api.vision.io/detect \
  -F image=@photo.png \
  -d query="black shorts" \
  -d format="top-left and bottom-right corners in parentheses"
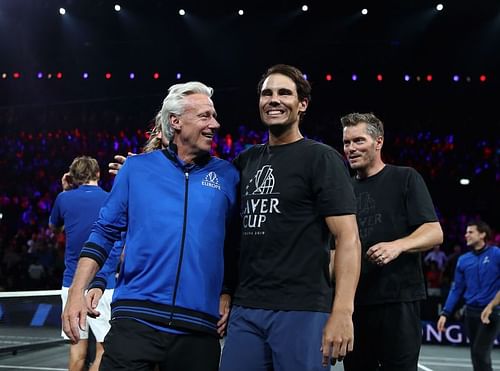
top-left (100, 318), bottom-right (220, 371)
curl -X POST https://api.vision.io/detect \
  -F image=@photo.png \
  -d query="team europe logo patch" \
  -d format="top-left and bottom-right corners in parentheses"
top-left (202, 171), bottom-right (221, 190)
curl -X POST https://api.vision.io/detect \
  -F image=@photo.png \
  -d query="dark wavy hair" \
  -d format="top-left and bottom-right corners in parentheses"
top-left (257, 64), bottom-right (311, 103)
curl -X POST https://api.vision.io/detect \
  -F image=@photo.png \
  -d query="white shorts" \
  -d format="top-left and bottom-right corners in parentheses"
top-left (61, 286), bottom-right (113, 342)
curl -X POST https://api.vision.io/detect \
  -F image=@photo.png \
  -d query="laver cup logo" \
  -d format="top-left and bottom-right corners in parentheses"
top-left (242, 165), bottom-right (281, 233)
top-left (245, 165), bottom-right (275, 195)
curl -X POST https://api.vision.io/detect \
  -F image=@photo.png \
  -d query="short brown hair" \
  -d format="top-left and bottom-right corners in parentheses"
top-left (467, 220), bottom-right (492, 242)
top-left (69, 156), bottom-right (100, 186)
top-left (340, 112), bottom-right (384, 139)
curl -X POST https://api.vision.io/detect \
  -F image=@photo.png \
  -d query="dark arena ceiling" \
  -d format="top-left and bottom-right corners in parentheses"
top-left (1, 0), bottom-right (499, 128)
top-left (2, 0), bottom-right (499, 80)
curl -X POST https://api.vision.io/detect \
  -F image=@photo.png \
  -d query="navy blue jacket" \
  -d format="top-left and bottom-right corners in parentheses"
top-left (81, 149), bottom-right (239, 336)
top-left (442, 245), bottom-right (500, 315)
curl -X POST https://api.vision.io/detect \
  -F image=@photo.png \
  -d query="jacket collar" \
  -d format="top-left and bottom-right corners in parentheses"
top-left (161, 143), bottom-right (211, 170)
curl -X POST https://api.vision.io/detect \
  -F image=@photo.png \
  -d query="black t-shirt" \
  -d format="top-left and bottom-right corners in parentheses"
top-left (232, 138), bottom-right (357, 312)
top-left (353, 164), bottom-right (439, 305)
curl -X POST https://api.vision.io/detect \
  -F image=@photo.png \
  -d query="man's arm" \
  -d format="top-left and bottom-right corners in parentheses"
top-left (481, 290), bottom-right (500, 324)
top-left (62, 257), bottom-right (100, 343)
top-left (366, 221), bottom-right (443, 266)
top-left (321, 214), bottom-right (361, 367)
top-left (437, 259), bottom-right (466, 332)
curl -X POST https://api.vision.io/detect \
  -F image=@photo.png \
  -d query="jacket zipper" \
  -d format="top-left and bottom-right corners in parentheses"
top-left (169, 171), bottom-right (189, 325)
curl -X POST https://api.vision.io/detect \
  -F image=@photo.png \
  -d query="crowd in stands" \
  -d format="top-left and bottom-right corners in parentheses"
top-left (0, 107), bottom-right (498, 310)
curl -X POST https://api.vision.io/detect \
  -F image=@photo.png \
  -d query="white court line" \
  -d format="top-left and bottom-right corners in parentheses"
top-left (0, 290), bottom-right (61, 298)
top-left (0, 366), bottom-right (65, 371)
top-left (420, 361), bottom-right (473, 368)
top-left (420, 356), bottom-right (470, 361)
top-left (421, 356), bottom-right (499, 366)
top-left (418, 362), bottom-right (434, 371)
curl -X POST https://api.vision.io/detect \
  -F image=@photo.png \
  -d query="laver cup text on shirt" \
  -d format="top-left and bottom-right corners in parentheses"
top-left (242, 165), bottom-right (282, 232)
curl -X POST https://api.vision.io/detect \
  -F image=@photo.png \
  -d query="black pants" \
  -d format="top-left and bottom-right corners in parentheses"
top-left (100, 318), bottom-right (220, 371)
top-left (464, 307), bottom-right (500, 371)
top-left (343, 301), bottom-right (422, 371)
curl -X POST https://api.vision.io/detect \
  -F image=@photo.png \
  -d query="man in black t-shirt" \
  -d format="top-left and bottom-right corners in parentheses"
top-left (341, 112), bottom-right (444, 371)
top-left (220, 65), bottom-right (361, 371)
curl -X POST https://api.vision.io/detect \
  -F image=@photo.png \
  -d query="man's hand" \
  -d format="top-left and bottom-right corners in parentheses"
top-left (61, 172), bottom-right (74, 191)
top-left (437, 315), bottom-right (447, 332)
top-left (85, 288), bottom-right (103, 318)
top-left (108, 152), bottom-right (135, 175)
top-left (321, 311), bottom-right (354, 367)
top-left (481, 304), bottom-right (493, 324)
top-left (481, 290), bottom-right (500, 324)
top-left (62, 288), bottom-right (88, 343)
top-left (366, 241), bottom-right (403, 266)
top-left (217, 294), bottom-right (231, 337)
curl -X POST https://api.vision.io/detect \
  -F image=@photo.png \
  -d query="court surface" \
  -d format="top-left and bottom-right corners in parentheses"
top-left (0, 341), bottom-right (498, 371)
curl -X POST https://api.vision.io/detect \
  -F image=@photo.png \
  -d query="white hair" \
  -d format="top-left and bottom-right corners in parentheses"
top-left (155, 81), bottom-right (214, 142)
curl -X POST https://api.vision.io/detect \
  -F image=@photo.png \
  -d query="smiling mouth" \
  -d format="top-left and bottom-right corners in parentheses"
top-left (202, 132), bottom-right (214, 139)
top-left (265, 109), bottom-right (285, 116)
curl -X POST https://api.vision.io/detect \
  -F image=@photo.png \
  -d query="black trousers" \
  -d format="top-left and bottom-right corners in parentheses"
top-left (343, 301), bottom-right (422, 371)
top-left (464, 307), bottom-right (500, 371)
top-left (100, 318), bottom-right (220, 371)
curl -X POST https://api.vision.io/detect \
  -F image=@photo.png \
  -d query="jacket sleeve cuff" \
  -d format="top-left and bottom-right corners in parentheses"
top-left (88, 276), bottom-right (107, 292)
top-left (440, 310), bottom-right (450, 318)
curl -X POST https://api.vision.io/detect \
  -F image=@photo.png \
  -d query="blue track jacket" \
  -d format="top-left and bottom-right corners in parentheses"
top-left (80, 149), bottom-right (239, 336)
top-left (442, 245), bottom-right (500, 315)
